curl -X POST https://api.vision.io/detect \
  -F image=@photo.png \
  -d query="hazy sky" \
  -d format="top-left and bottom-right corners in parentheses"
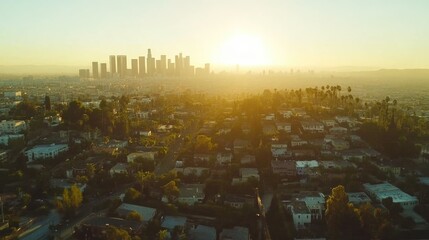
top-left (1, 0), bottom-right (429, 69)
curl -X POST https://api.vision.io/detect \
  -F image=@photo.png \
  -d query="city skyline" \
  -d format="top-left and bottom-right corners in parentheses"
top-left (1, 0), bottom-right (429, 70)
top-left (81, 49), bottom-right (210, 78)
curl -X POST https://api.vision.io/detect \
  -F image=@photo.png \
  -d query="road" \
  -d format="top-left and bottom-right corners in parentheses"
top-left (155, 121), bottom-right (201, 175)
top-left (18, 209), bottom-right (60, 240)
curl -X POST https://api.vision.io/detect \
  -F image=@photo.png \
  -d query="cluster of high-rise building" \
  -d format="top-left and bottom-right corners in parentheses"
top-left (79, 49), bottom-right (210, 79)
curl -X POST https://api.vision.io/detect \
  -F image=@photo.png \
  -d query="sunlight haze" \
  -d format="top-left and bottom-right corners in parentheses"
top-left (1, 0), bottom-right (429, 70)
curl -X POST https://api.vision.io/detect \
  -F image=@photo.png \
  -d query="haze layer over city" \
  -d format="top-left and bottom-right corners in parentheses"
top-left (1, 1), bottom-right (429, 240)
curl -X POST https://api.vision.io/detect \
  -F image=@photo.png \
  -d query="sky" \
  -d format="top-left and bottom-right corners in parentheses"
top-left (1, 0), bottom-right (429, 70)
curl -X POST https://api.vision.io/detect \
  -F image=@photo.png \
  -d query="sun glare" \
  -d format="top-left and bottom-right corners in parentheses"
top-left (215, 34), bottom-right (270, 66)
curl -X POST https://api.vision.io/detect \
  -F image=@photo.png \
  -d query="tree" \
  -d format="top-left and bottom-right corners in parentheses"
top-left (162, 180), bottom-right (179, 203)
top-left (127, 210), bottom-right (142, 222)
top-left (10, 101), bottom-right (37, 119)
top-left (124, 187), bottom-right (142, 203)
top-left (325, 185), bottom-right (362, 240)
top-left (56, 184), bottom-right (83, 217)
top-left (158, 229), bottom-right (169, 240)
top-left (107, 226), bottom-right (132, 240)
top-left (194, 135), bottom-right (216, 153)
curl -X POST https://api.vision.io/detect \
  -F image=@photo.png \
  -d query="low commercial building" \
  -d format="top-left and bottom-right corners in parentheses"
top-left (24, 144), bottom-right (69, 162)
top-left (178, 184), bottom-right (205, 205)
top-left (363, 182), bottom-right (418, 209)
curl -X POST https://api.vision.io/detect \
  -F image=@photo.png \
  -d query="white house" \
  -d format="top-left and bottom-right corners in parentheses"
top-left (25, 144), bottom-right (69, 162)
top-left (0, 134), bottom-right (24, 146)
top-left (329, 126), bottom-right (348, 135)
top-left (135, 111), bottom-right (150, 119)
top-left (298, 192), bottom-right (325, 220)
top-left (216, 152), bottom-right (233, 166)
top-left (116, 203), bottom-right (156, 224)
top-left (109, 163), bottom-right (129, 177)
top-left (271, 143), bottom-right (288, 159)
top-left (296, 160), bottom-right (319, 176)
top-left (287, 201), bottom-right (311, 229)
top-left (275, 122), bottom-right (292, 133)
top-left (363, 182), bottom-right (418, 210)
top-left (301, 121), bottom-right (324, 133)
top-left (178, 184), bottom-right (205, 205)
top-left (321, 119), bottom-right (336, 128)
top-left (331, 139), bottom-right (350, 151)
top-left (0, 120), bottom-right (27, 134)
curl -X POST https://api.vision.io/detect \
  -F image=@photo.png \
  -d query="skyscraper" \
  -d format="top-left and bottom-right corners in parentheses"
top-left (147, 49), bottom-right (155, 75)
top-left (109, 55), bottom-right (116, 76)
top-left (92, 62), bottom-right (99, 78)
top-left (117, 55), bottom-right (127, 77)
top-left (100, 63), bottom-right (107, 78)
top-left (160, 55), bottom-right (167, 74)
top-left (205, 63), bottom-right (210, 75)
top-left (131, 59), bottom-right (138, 76)
top-left (138, 56), bottom-right (146, 77)
top-left (184, 56), bottom-right (190, 76)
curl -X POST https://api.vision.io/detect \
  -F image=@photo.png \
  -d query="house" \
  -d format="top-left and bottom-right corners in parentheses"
top-left (240, 155), bottom-right (256, 165)
top-left (219, 226), bottom-right (250, 240)
top-left (271, 160), bottom-right (296, 176)
top-left (188, 224), bottom-right (216, 240)
top-left (287, 201), bottom-right (311, 229)
top-left (239, 168), bottom-right (259, 181)
top-left (0, 120), bottom-right (27, 134)
top-left (363, 182), bottom-right (418, 210)
top-left (24, 144), bottom-right (69, 162)
top-left (347, 192), bottom-right (372, 206)
top-left (127, 152), bottom-right (156, 162)
top-left (194, 154), bottom-right (212, 163)
top-left (296, 160), bottom-right (319, 176)
top-left (116, 203), bottom-right (156, 223)
top-left (275, 122), bottom-right (292, 133)
top-left (216, 152), bottom-right (233, 166)
top-left (50, 178), bottom-right (87, 192)
top-left (291, 138), bottom-right (308, 148)
top-left (181, 167), bottom-right (210, 177)
top-left (262, 122), bottom-right (278, 136)
top-left (233, 139), bottom-right (251, 155)
top-left (321, 119), bottom-right (336, 128)
top-left (0, 134), bottom-right (24, 146)
top-left (297, 192), bottom-right (325, 220)
top-left (335, 116), bottom-right (351, 124)
top-left (77, 217), bottom-right (143, 239)
top-left (135, 111), bottom-right (150, 119)
top-left (109, 163), bottom-right (129, 177)
top-left (329, 126), bottom-right (348, 135)
top-left (139, 130), bottom-right (152, 137)
top-left (291, 149), bottom-right (315, 158)
top-left (278, 110), bottom-right (293, 118)
top-left (301, 120), bottom-right (324, 133)
top-left (373, 162), bottom-right (401, 176)
top-left (271, 143), bottom-right (288, 159)
top-left (178, 184), bottom-right (205, 205)
top-left (224, 194), bottom-right (255, 209)
top-left (161, 215), bottom-right (187, 231)
top-left (330, 139), bottom-right (350, 151)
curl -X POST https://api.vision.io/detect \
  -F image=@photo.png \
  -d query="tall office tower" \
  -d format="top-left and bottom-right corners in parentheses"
top-left (205, 63), bottom-right (210, 75)
top-left (100, 63), bottom-right (107, 78)
top-left (138, 56), bottom-right (146, 77)
top-left (184, 56), bottom-right (190, 75)
top-left (92, 62), bottom-right (99, 78)
top-left (175, 53), bottom-right (183, 76)
top-left (189, 65), bottom-right (195, 76)
top-left (79, 69), bottom-right (90, 78)
top-left (174, 55), bottom-right (179, 76)
top-left (131, 59), bottom-right (138, 76)
top-left (160, 55), bottom-right (167, 74)
top-left (167, 59), bottom-right (174, 75)
top-left (109, 55), bottom-right (116, 76)
top-left (147, 49), bottom-right (155, 75)
top-left (155, 60), bottom-right (161, 74)
top-left (117, 55), bottom-right (127, 77)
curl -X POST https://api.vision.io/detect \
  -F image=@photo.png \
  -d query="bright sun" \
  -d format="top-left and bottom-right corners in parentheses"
top-left (215, 34), bottom-right (270, 66)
